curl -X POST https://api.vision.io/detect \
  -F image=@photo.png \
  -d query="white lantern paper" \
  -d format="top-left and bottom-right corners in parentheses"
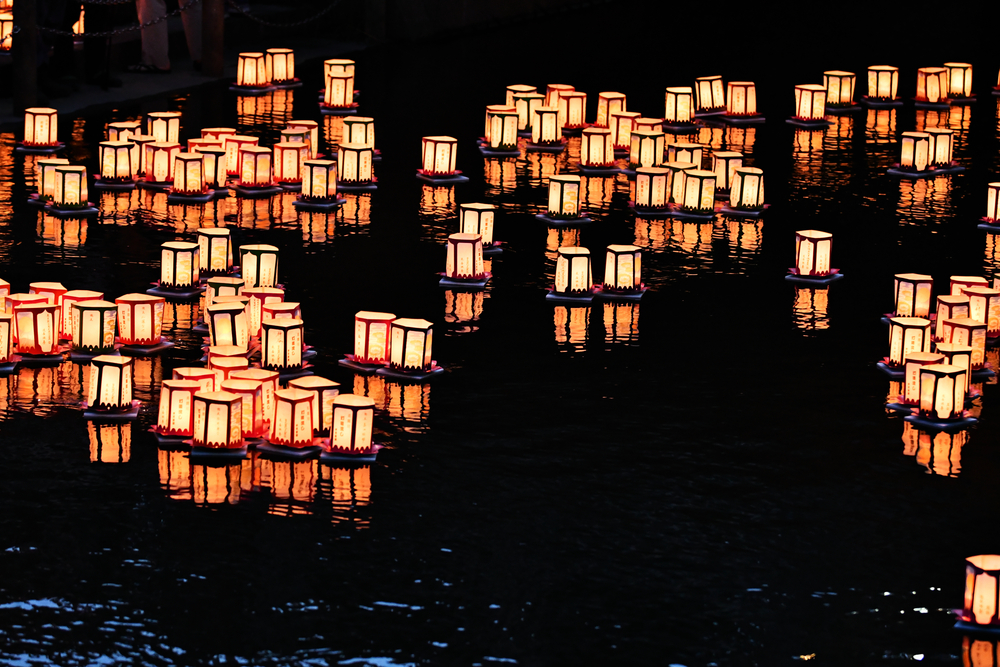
top-left (420, 136), bottom-right (459, 176)
top-left (328, 394), bottom-right (376, 455)
top-left (301, 160), bottom-right (339, 201)
top-left (824, 71), bottom-right (856, 107)
top-left (918, 364), bottom-right (967, 421)
top-left (155, 379), bottom-right (201, 436)
top-left (236, 52), bottom-right (269, 88)
top-left (894, 273), bottom-right (933, 318)
top-left (595, 92), bottom-right (626, 128)
top-left (261, 317), bottom-right (304, 371)
top-left (116, 294), bottom-right (165, 346)
top-left (337, 143), bottom-right (374, 184)
top-left (899, 132), bottom-right (931, 171)
top-left (695, 76), bottom-right (725, 113)
top-left (603, 245), bottom-right (642, 291)
top-left (159, 241), bottom-right (200, 288)
top-left (444, 233), bottom-right (485, 280)
top-left (794, 230), bottom-right (834, 277)
top-left (944, 62), bottom-right (973, 99)
top-left (388, 318), bottom-right (435, 373)
top-left (633, 167), bottom-right (669, 209)
top-left (198, 228), bottom-right (233, 274)
top-left (265, 48), bottom-right (295, 84)
top-left (87, 355), bottom-right (134, 411)
top-left (793, 84), bottom-right (827, 121)
top-left (269, 388), bottom-right (314, 447)
top-left (580, 128), bottom-right (615, 168)
top-left (554, 247), bottom-right (594, 297)
top-left (192, 390), bottom-right (243, 449)
top-left (352, 311), bottom-right (394, 365)
top-left (547, 175), bottom-right (582, 218)
top-left (629, 130), bottom-right (665, 169)
top-left (239, 244), bottom-right (279, 289)
top-left (287, 375), bottom-right (340, 435)
top-left (727, 82), bottom-right (758, 116)
top-left (459, 203), bottom-right (496, 247)
top-left (13, 303), bottom-right (60, 354)
top-left (664, 87), bottom-right (694, 124)
top-left (867, 65), bottom-right (899, 101)
top-left (23, 107), bottom-right (59, 147)
top-left (146, 112), bottom-right (181, 143)
top-left (887, 317), bottom-right (932, 366)
top-left (916, 67), bottom-right (949, 104)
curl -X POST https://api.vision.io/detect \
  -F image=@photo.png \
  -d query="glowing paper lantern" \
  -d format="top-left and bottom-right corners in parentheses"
top-left (173, 367), bottom-right (217, 393)
top-left (459, 203), bottom-right (497, 247)
top-left (351, 311), bottom-right (394, 366)
top-left (935, 295), bottom-right (970, 339)
top-left (97, 141), bottom-right (134, 183)
top-left (192, 390), bottom-right (243, 449)
top-left (261, 301), bottom-right (301, 321)
top-left (269, 388), bottom-right (315, 447)
top-left (824, 71), bottom-right (856, 107)
top-left (667, 143), bottom-right (703, 167)
top-left (664, 87), bottom-right (694, 124)
top-left (629, 130), bottom-right (665, 169)
top-left (337, 143), bottom-right (374, 185)
top-left (209, 356), bottom-right (250, 388)
top-left (265, 48), bottom-right (295, 84)
top-left (129, 135), bottom-right (155, 176)
top-left (513, 92), bottom-right (545, 132)
top-left (899, 132), bottom-right (931, 172)
top-left (300, 159), bottom-right (339, 202)
top-left (239, 244), bottom-right (279, 289)
top-left (916, 67), bottom-right (949, 104)
top-left (444, 233), bottom-right (486, 281)
top-left (146, 112), bottom-right (181, 144)
top-left (964, 286), bottom-right (1000, 335)
top-left (167, 152), bottom-right (206, 196)
top-left (695, 76), bottom-right (725, 113)
top-left (867, 66), bottom-right (899, 102)
top-left (143, 142), bottom-right (181, 183)
top-left (116, 294), bottom-right (165, 346)
top-left (793, 230), bottom-right (834, 277)
top-left (941, 317), bottom-right (988, 369)
top-left (483, 105), bottom-right (518, 151)
top-left (187, 137), bottom-right (221, 153)
top-left (51, 166), bottom-right (89, 207)
top-left (197, 229), bottom-right (233, 275)
top-left (506, 84), bottom-right (536, 106)
top-left (961, 556), bottom-right (1000, 628)
top-left (894, 274), bottom-right (933, 318)
top-left (199, 147), bottom-right (227, 189)
top-left (952, 276), bottom-right (989, 295)
top-left (273, 142), bottom-right (308, 184)
top-left (0, 314), bottom-right (12, 364)
top-left (633, 167), bottom-right (669, 210)
top-left (224, 135), bottom-right (259, 175)
top-left (261, 317), bottom-right (304, 371)
top-left (61, 290), bottom-right (104, 339)
top-left (206, 301), bottom-right (250, 350)
top-left (595, 92), bottom-right (626, 128)
top-left (237, 146), bottom-right (273, 187)
top-left (288, 375), bottom-right (340, 435)
top-left (987, 183), bottom-right (1000, 223)
top-left (35, 158), bottom-right (69, 200)
top-left (679, 170), bottom-right (717, 212)
top-left (603, 245), bottom-right (642, 292)
top-left (28, 282), bottom-right (65, 306)
top-left (944, 62), bottom-right (973, 99)
top-left (236, 52), bottom-right (269, 88)
top-left (558, 91), bottom-right (587, 129)
top-left (70, 300), bottom-right (117, 354)
top-left (159, 241), bottom-right (200, 288)
top-left (22, 107), bottom-right (59, 147)
top-left (553, 247), bottom-right (594, 298)
top-left (342, 116), bottom-right (374, 148)
top-left (711, 151), bottom-right (743, 193)
top-left (580, 128), bottom-right (615, 168)
top-left (107, 120), bottom-right (141, 142)
top-left (726, 82), bottom-right (758, 116)
top-left (886, 317), bottom-right (932, 366)
top-left (547, 175), bottom-right (582, 218)
top-left (13, 303), bottom-right (60, 354)
top-left (530, 106), bottom-right (562, 145)
top-left (925, 128), bottom-right (954, 167)
top-left (328, 394), bottom-right (376, 456)
top-left (545, 83), bottom-right (574, 108)
top-left (0, 13), bottom-right (11, 52)
top-left (220, 378), bottom-right (266, 438)
top-left (287, 120), bottom-right (320, 158)
top-left (323, 71), bottom-right (355, 109)
top-left (242, 286), bottom-right (284, 337)
top-left (229, 368), bottom-right (279, 426)
top-left (387, 318), bottom-right (435, 373)
top-left (155, 379), bottom-right (201, 437)
top-left (87, 355), bottom-right (134, 412)
top-left (936, 342), bottom-right (973, 396)
top-left (902, 351), bottom-right (946, 404)
top-left (664, 161), bottom-right (697, 203)
top-left (792, 84), bottom-right (827, 121)
top-left (5, 294), bottom-right (47, 340)
top-left (916, 364), bottom-right (967, 421)
top-left (420, 136), bottom-right (459, 176)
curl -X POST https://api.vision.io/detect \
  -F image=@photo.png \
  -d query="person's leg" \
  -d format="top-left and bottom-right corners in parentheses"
top-left (179, 0), bottom-right (202, 66)
top-left (136, 0), bottom-right (170, 70)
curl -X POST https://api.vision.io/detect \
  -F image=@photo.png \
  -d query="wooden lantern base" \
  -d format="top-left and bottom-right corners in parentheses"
top-left (190, 445), bottom-right (249, 461)
top-left (721, 114), bottom-right (766, 125)
top-left (293, 197), bottom-right (347, 211)
top-left (903, 414), bottom-right (978, 432)
top-left (230, 84), bottom-right (276, 95)
top-left (415, 171), bottom-right (470, 185)
top-left (257, 441), bottom-right (323, 459)
top-left (535, 213), bottom-right (593, 227)
top-left (45, 203), bottom-right (99, 217)
top-left (786, 118), bottom-right (834, 128)
top-left (861, 96), bottom-right (904, 108)
top-left (719, 204), bottom-right (768, 218)
top-left (16, 142), bottom-right (66, 154)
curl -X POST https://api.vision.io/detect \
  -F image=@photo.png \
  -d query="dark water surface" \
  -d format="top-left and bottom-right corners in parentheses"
top-left (3, 7), bottom-right (1000, 666)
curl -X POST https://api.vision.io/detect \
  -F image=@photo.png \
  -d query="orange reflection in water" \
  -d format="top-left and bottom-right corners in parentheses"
top-left (354, 374), bottom-right (431, 428)
top-left (865, 108), bottom-right (897, 144)
top-left (603, 302), bottom-right (639, 346)
top-left (986, 350), bottom-right (999, 386)
top-left (263, 458), bottom-right (317, 516)
top-left (38, 213), bottom-right (87, 250)
top-left (237, 89), bottom-right (294, 132)
top-left (963, 636), bottom-right (1000, 667)
top-left (484, 157), bottom-right (517, 193)
top-left (724, 126), bottom-right (756, 156)
top-left (901, 421), bottom-right (965, 477)
top-left (792, 286), bottom-right (830, 332)
top-left (158, 448), bottom-right (192, 500)
top-left (167, 201), bottom-right (208, 233)
top-left (582, 175), bottom-right (615, 212)
top-left (2, 361), bottom-right (85, 417)
top-left (696, 125), bottom-right (725, 151)
top-left (192, 462), bottom-right (243, 505)
top-left (886, 381), bottom-right (904, 407)
top-left (300, 210), bottom-right (336, 243)
top-left (318, 465), bottom-right (372, 528)
top-left (419, 184), bottom-right (456, 221)
top-left (724, 217), bottom-right (763, 254)
top-left (823, 115), bottom-right (853, 148)
top-left (340, 193), bottom-right (372, 228)
top-left (790, 129), bottom-right (824, 186)
top-left (897, 176), bottom-right (954, 225)
top-left (88, 421), bottom-right (131, 463)
top-left (554, 305), bottom-right (589, 352)
top-left (229, 195), bottom-right (278, 230)
top-left (322, 115), bottom-right (345, 149)
top-left (985, 234), bottom-right (1000, 278)
top-left (97, 190), bottom-right (139, 224)
top-left (444, 289), bottom-right (485, 334)
top-left (162, 301), bottom-right (199, 333)
top-left (131, 355), bottom-right (163, 404)
top-left (524, 150), bottom-right (559, 184)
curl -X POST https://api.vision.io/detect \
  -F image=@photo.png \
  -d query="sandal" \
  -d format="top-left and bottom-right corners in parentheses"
top-left (127, 62), bottom-right (171, 74)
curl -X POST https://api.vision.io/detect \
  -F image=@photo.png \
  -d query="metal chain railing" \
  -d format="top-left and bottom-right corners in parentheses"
top-left (36, 0), bottom-right (202, 38)
top-left (223, 0), bottom-right (341, 28)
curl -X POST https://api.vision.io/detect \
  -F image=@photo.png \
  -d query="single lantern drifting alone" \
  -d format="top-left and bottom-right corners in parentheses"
top-left (877, 316), bottom-right (932, 377)
top-left (259, 387), bottom-right (322, 458)
top-left (536, 174), bottom-right (591, 226)
top-left (944, 63), bottom-right (974, 104)
top-left (596, 244), bottom-right (647, 300)
top-left (83, 354), bottom-right (138, 420)
top-left (862, 65), bottom-right (902, 107)
top-left (28, 157), bottom-right (69, 205)
top-left (980, 183), bottom-right (1000, 231)
top-left (151, 379), bottom-right (201, 444)
top-left (189, 390), bottom-right (247, 460)
top-left (148, 241), bottom-right (203, 299)
top-left (786, 230), bottom-right (844, 285)
top-left (578, 127), bottom-right (618, 175)
top-left (93, 141), bottom-right (136, 190)
top-left (631, 167), bottom-right (671, 216)
top-left (915, 67), bottom-right (951, 108)
top-left (265, 48), bottom-right (300, 88)
top-left (337, 142), bottom-right (377, 191)
top-left (294, 159), bottom-right (345, 211)
top-left (69, 300), bottom-right (117, 360)
top-left (0, 313), bottom-right (15, 373)
top-left (903, 363), bottom-right (976, 431)
top-left (887, 132), bottom-right (938, 178)
top-left (823, 71), bottom-right (860, 112)
top-left (547, 247), bottom-right (596, 303)
top-left (480, 105), bottom-right (520, 157)
top-left (0, 12), bottom-right (11, 53)
top-left (116, 293), bottom-right (172, 354)
top-left (339, 311), bottom-right (395, 373)
top-left (723, 82), bottom-right (764, 124)
top-left (231, 52), bottom-right (273, 94)
top-left (321, 394), bottom-right (380, 463)
top-left (663, 87), bottom-right (699, 133)
top-left (417, 136), bottom-right (469, 184)
top-left (526, 106), bottom-right (565, 152)
top-left (166, 152), bottom-right (213, 204)
top-left (17, 107), bottom-right (63, 153)
top-left (440, 233), bottom-right (489, 289)
top-left (460, 202), bottom-right (503, 255)
top-left (956, 555), bottom-right (1000, 633)
top-left (787, 84), bottom-right (832, 128)
top-left (694, 76), bottom-right (726, 116)
top-left (376, 317), bottom-right (444, 381)
top-left (197, 228), bottom-right (234, 276)
top-left (45, 165), bottom-right (98, 217)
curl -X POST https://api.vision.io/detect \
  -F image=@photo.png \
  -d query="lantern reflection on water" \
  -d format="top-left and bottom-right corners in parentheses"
top-left (84, 354), bottom-right (136, 419)
top-left (902, 422), bottom-right (965, 478)
top-left (444, 289), bottom-right (484, 333)
top-left (554, 305), bottom-right (590, 352)
top-left (340, 311), bottom-right (395, 372)
top-left (792, 287), bottom-right (830, 332)
top-left (263, 459), bottom-right (317, 516)
top-left (603, 302), bottom-right (639, 346)
top-left (88, 422), bottom-right (131, 464)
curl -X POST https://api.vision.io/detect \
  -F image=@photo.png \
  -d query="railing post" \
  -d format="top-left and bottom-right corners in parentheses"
top-left (202, 0), bottom-right (224, 78)
top-left (12, 0), bottom-right (37, 113)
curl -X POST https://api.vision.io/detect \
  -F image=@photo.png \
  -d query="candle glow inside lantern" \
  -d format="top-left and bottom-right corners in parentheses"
top-left (343, 116), bottom-right (375, 149)
top-left (62, 290), bottom-right (104, 338)
top-left (268, 388), bottom-right (316, 447)
top-left (188, 137), bottom-right (221, 153)
top-left (35, 158), bottom-right (69, 200)
top-left (695, 76), bottom-right (726, 114)
top-left (22, 107), bottom-right (60, 147)
top-left (420, 136), bottom-right (459, 176)
top-left (900, 351), bottom-right (946, 405)
top-left (936, 295), bottom-right (970, 339)
top-left (262, 301), bottom-right (301, 321)
top-left (236, 52), bottom-right (269, 88)
top-left (143, 142), bottom-right (181, 184)
top-left (116, 293), bottom-right (165, 347)
top-left (343, 311), bottom-right (395, 369)
top-left (711, 151), bottom-right (743, 193)
top-left (0, 314), bottom-right (12, 366)
top-left (146, 112), bottom-right (181, 144)
top-left (944, 62), bottom-right (973, 99)
top-left (5, 294), bottom-right (47, 340)
top-left (963, 286), bottom-right (1000, 336)
top-left (322, 61), bottom-right (356, 109)
top-left (557, 91), bottom-right (587, 130)
top-left (792, 84), bottom-right (828, 122)
top-left (726, 82), bottom-right (758, 116)
top-left (925, 128), bottom-right (954, 166)
top-left (273, 142), bottom-right (308, 185)
top-left (552, 247), bottom-right (594, 299)
top-left (326, 394), bottom-right (376, 458)
top-left (459, 203), bottom-right (497, 248)
top-left (169, 152), bottom-right (206, 195)
top-left (664, 87), bottom-right (695, 125)
top-left (197, 228), bottom-right (233, 275)
top-left (602, 245), bottom-right (643, 294)
top-left (867, 65), bottom-right (899, 102)
top-left (506, 84), bottom-right (537, 107)
top-left (790, 230), bottom-right (839, 280)
top-left (580, 128), bottom-right (615, 168)
top-left (960, 556), bottom-right (1000, 629)
top-left (663, 161), bottom-right (697, 203)
top-left (220, 378), bottom-right (266, 438)
top-left (265, 48), bottom-right (296, 84)
top-left (667, 143), bottom-right (704, 168)
top-left (987, 183), bottom-right (1000, 223)
top-left (913, 364), bottom-right (968, 423)
top-left (287, 120), bottom-right (320, 158)
top-left (823, 71), bottom-right (856, 107)
top-left (885, 317), bottom-right (932, 367)
top-left (941, 317), bottom-right (988, 369)
top-left (192, 390), bottom-right (244, 450)
top-left (51, 165), bottom-right (90, 208)
top-left (261, 317), bottom-right (305, 372)
top-left (173, 367), bottom-right (218, 393)
top-left (899, 132), bottom-right (931, 172)
top-left (610, 111), bottom-right (640, 152)
top-left (530, 106), bottom-right (562, 146)
top-left (288, 375), bottom-right (340, 435)
top-left (298, 159), bottom-right (340, 204)
top-left (633, 167), bottom-right (670, 210)
top-left (545, 83), bottom-right (574, 108)
top-left (0, 12), bottom-right (10, 52)
top-left (154, 379), bottom-right (201, 438)
top-left (952, 276), bottom-right (989, 295)
top-left (894, 273), bottom-right (933, 317)
top-left (443, 233), bottom-right (486, 282)
top-left (629, 130), bottom-right (666, 169)
top-left (129, 135), bottom-right (155, 176)
top-left (546, 175), bottom-right (583, 219)
top-left (242, 286), bottom-right (284, 337)
top-left (107, 120), bottom-right (141, 142)
top-left (678, 170), bottom-right (717, 213)
top-left (337, 143), bottom-right (375, 185)
top-left (158, 241), bottom-right (200, 289)
top-left (86, 355), bottom-right (135, 415)
top-left (595, 92), bottom-right (626, 128)
top-left (97, 141), bottom-right (135, 184)
top-left (385, 318), bottom-right (436, 374)
top-left (239, 244), bottom-right (278, 289)
top-left (206, 301), bottom-right (250, 350)
top-left (513, 92), bottom-right (545, 133)
top-left (70, 300), bottom-right (116, 355)
top-left (200, 147), bottom-right (228, 190)
top-left (483, 106), bottom-right (519, 152)
top-left (230, 368), bottom-right (279, 427)
top-left (916, 67), bottom-right (949, 104)
top-left (224, 135), bottom-right (259, 175)
top-left (13, 303), bottom-right (60, 355)
top-left (208, 356), bottom-right (250, 388)
top-left (237, 145), bottom-right (274, 187)
top-left (936, 342), bottom-right (973, 397)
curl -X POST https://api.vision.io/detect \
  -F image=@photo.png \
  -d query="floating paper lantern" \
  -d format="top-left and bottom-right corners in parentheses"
top-left (952, 276), bottom-right (989, 295)
top-left (35, 158), bottom-right (69, 200)
top-left (506, 84), bottom-right (537, 107)
top-left (87, 355), bottom-right (134, 412)
top-left (629, 130), bottom-right (665, 169)
top-left (554, 247), bottom-right (594, 298)
top-left (664, 87), bottom-right (694, 124)
top-left (23, 107), bottom-right (59, 147)
top-left (199, 147), bottom-right (227, 189)
top-left (170, 152), bottom-right (205, 195)
top-left (237, 145), bottom-right (273, 187)
top-left (146, 111), bottom-right (181, 144)
top-left (792, 84), bottom-right (827, 121)
top-left (944, 62), bottom-right (973, 99)
top-left (5, 294), bottom-right (47, 340)
top-left (726, 82), bottom-right (758, 116)
top-left (0, 279), bottom-right (8, 306)
top-left (547, 175), bottom-right (582, 218)
top-left (580, 128), bottom-right (615, 168)
top-left (894, 274), bottom-right (933, 317)
top-left (887, 317), bottom-right (932, 366)
top-left (265, 48), bottom-right (295, 84)
top-left (192, 390), bottom-right (243, 449)
top-left (236, 52), bottom-right (269, 88)
top-left (695, 76), bottom-right (725, 113)
top-left (936, 342), bottom-right (973, 396)
top-left (935, 295), bottom-right (970, 339)
top-left (899, 132), bottom-right (931, 171)
top-left (242, 286), bottom-right (284, 337)
top-left (219, 378), bottom-right (266, 438)
top-left (300, 159), bottom-right (339, 202)
top-left (13, 303), bottom-right (59, 355)
top-left (444, 233), bottom-right (486, 281)
top-left (129, 135), bottom-right (155, 176)
top-left (273, 142), bottom-right (308, 184)
top-left (338, 143), bottom-right (374, 185)
top-left (28, 282), bottom-right (66, 306)
top-left (206, 301), bottom-right (250, 350)
top-left (925, 128), bottom-right (954, 166)
top-left (513, 92), bottom-right (545, 132)
top-left (229, 368), bottom-right (279, 426)
top-left (70, 300), bottom-right (116, 354)
top-left (664, 161), bottom-right (697, 203)
top-left (288, 375), bottom-right (340, 435)
top-left (261, 301), bottom-right (301, 321)
top-left (224, 135), bottom-right (259, 175)
top-left (420, 136), bottom-right (459, 176)
top-left (287, 120), bottom-right (320, 158)
top-left (610, 111), bottom-right (640, 151)
top-left (51, 166), bottom-right (89, 207)
top-left (323, 71), bottom-right (355, 109)
top-left (342, 116), bottom-right (374, 148)
top-left (203, 278), bottom-right (243, 312)
top-left (208, 356), bottom-right (250, 387)
top-left (61, 290), bottom-right (104, 339)
top-left (173, 367), bottom-right (218, 393)
top-left (351, 311), bottom-right (394, 366)
top-left (633, 167), bottom-right (669, 210)
top-left (187, 137), bottom-right (221, 153)
top-left (595, 92), bottom-right (626, 128)
top-left (961, 556), bottom-right (1000, 628)
top-left (261, 317), bottom-right (304, 371)
top-left (941, 317), bottom-right (988, 369)
top-left (667, 143), bottom-right (704, 167)
top-left (545, 83), bottom-right (574, 108)
top-left (155, 379), bottom-right (201, 437)
top-left (116, 294), bottom-right (165, 346)
top-left (197, 229), bottom-right (233, 275)
top-left (824, 71), bottom-right (856, 107)
top-left (484, 106), bottom-right (519, 151)
top-left (530, 106), bottom-right (561, 145)
top-left (916, 363), bottom-right (967, 421)
top-left (711, 151), bottom-right (743, 193)
top-left (97, 141), bottom-right (134, 183)
top-left (107, 120), bottom-right (141, 142)
top-left (328, 394), bottom-right (377, 458)
top-left (916, 67), bottom-right (949, 104)
top-left (269, 388), bottom-right (315, 447)
top-left (143, 142), bottom-right (181, 183)
top-left (459, 203), bottom-right (496, 247)
top-left (0, 12), bottom-right (11, 52)
top-left (159, 241), bottom-right (200, 288)
top-left (239, 244), bottom-right (279, 289)
top-left (603, 245), bottom-right (642, 292)
top-left (0, 314), bottom-right (12, 364)
top-left (793, 230), bottom-right (834, 277)
top-left (202, 127), bottom-right (236, 142)
top-left (679, 170), bottom-right (717, 212)
top-left (902, 351), bottom-right (946, 404)
top-left (558, 91), bottom-right (587, 129)
top-left (867, 65), bottom-right (899, 102)
top-left (964, 286), bottom-right (1000, 335)
top-left (987, 183), bottom-right (1000, 223)
top-left (388, 318), bottom-right (435, 373)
